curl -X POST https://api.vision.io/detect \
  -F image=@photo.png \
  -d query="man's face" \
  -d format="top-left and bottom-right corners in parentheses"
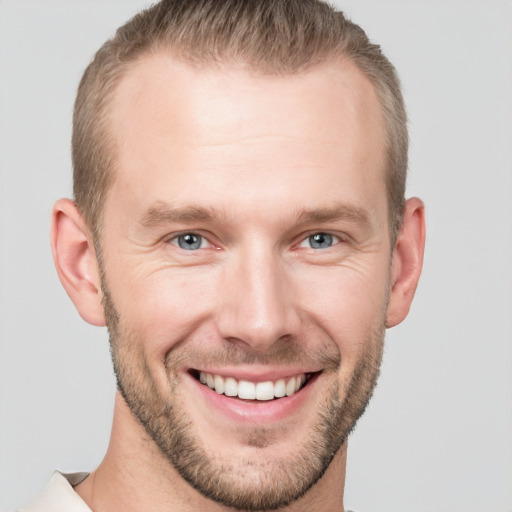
top-left (100, 55), bottom-right (391, 510)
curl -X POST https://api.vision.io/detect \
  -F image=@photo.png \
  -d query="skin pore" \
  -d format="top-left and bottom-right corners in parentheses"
top-left (52, 54), bottom-right (425, 512)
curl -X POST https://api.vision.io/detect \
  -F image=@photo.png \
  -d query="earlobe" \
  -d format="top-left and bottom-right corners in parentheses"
top-left (386, 197), bottom-right (426, 328)
top-left (51, 198), bottom-right (106, 326)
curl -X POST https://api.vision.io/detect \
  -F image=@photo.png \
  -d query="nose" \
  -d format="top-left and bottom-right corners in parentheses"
top-left (216, 244), bottom-right (300, 351)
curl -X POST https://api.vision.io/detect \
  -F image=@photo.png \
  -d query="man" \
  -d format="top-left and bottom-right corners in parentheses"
top-left (20, 0), bottom-right (425, 510)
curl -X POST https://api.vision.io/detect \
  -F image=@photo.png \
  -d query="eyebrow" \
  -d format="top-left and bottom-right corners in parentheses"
top-left (294, 203), bottom-right (371, 226)
top-left (139, 202), bottom-right (228, 228)
top-left (139, 201), bottom-right (372, 229)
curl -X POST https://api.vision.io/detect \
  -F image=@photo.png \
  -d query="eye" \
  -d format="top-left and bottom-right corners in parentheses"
top-left (299, 233), bottom-right (340, 250)
top-left (170, 233), bottom-right (209, 251)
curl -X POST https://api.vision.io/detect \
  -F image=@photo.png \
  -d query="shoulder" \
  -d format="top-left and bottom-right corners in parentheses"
top-left (14, 471), bottom-right (91, 512)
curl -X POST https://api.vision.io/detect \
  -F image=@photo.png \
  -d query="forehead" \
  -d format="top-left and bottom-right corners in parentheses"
top-left (106, 53), bottom-right (387, 224)
top-left (111, 53), bottom-right (384, 150)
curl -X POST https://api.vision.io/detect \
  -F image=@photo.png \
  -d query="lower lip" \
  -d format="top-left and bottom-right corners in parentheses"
top-left (190, 374), bottom-right (319, 424)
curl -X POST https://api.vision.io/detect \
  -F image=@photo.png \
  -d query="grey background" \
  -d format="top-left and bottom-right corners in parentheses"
top-left (0, 1), bottom-right (511, 511)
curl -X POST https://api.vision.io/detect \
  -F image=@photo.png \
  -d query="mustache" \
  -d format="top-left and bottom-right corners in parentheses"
top-left (165, 339), bottom-right (341, 372)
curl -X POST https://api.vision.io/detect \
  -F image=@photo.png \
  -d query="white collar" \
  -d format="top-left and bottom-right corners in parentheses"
top-left (18, 471), bottom-right (91, 512)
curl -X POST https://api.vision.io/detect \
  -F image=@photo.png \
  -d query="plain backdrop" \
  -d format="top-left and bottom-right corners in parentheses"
top-left (0, 1), bottom-right (511, 511)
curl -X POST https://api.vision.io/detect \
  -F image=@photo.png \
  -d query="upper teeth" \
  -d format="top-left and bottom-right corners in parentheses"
top-left (199, 372), bottom-right (307, 400)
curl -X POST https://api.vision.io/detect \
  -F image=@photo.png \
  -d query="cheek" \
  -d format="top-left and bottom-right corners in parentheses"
top-left (296, 263), bottom-right (389, 358)
top-left (107, 250), bottom-right (390, 366)
top-left (111, 267), bottom-right (218, 359)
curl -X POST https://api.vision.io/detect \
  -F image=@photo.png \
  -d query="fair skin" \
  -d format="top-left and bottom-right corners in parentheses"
top-left (52, 54), bottom-right (425, 512)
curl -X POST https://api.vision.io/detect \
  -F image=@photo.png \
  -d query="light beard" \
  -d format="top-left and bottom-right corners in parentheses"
top-left (101, 282), bottom-right (385, 511)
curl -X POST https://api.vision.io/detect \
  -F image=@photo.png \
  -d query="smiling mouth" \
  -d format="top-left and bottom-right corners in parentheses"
top-left (190, 370), bottom-right (317, 401)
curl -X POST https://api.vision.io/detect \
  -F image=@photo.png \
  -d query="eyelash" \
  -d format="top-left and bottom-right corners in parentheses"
top-left (167, 231), bottom-right (344, 252)
top-left (169, 232), bottom-right (213, 251)
top-left (297, 233), bottom-right (342, 250)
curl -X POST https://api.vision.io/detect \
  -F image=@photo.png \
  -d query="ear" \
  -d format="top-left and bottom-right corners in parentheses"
top-left (51, 198), bottom-right (106, 326)
top-left (386, 197), bottom-right (426, 328)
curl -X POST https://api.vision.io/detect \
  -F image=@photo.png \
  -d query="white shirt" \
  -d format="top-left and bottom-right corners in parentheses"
top-left (16, 472), bottom-right (91, 512)
top-left (15, 471), bottom-right (360, 512)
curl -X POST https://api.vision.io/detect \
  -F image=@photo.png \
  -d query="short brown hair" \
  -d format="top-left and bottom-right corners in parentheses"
top-left (72, 0), bottom-right (408, 241)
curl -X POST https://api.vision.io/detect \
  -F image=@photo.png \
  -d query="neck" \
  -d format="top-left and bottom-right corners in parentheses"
top-left (75, 392), bottom-right (347, 512)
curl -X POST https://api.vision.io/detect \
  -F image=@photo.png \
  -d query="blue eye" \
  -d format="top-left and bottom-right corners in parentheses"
top-left (172, 233), bottom-right (206, 250)
top-left (309, 233), bottom-right (333, 249)
top-left (300, 233), bottom-right (338, 249)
